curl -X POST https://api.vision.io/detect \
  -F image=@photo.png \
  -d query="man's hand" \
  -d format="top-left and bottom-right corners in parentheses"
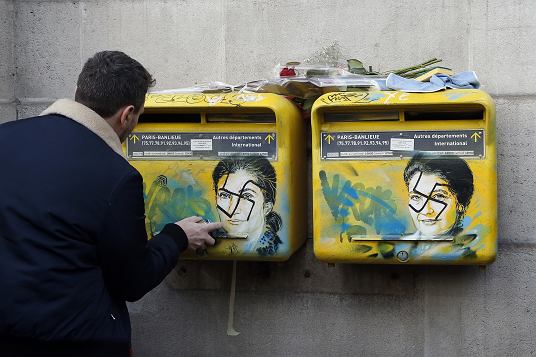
top-left (175, 216), bottom-right (222, 251)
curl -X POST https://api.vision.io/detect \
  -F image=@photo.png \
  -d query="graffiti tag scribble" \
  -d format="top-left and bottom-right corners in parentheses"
top-left (320, 92), bottom-right (383, 105)
top-left (227, 243), bottom-right (239, 256)
top-left (155, 174), bottom-right (167, 187)
top-left (151, 93), bottom-right (263, 107)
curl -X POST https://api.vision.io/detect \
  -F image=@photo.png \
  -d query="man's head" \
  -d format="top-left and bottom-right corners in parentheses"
top-left (75, 51), bottom-right (154, 142)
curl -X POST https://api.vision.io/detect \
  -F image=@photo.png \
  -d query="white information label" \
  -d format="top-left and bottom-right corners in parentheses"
top-left (190, 139), bottom-right (213, 151)
top-left (390, 138), bottom-right (414, 151)
top-left (321, 130), bottom-right (484, 160)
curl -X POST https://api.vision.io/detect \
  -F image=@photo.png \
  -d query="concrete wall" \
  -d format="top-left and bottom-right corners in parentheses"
top-left (1, 1), bottom-right (535, 356)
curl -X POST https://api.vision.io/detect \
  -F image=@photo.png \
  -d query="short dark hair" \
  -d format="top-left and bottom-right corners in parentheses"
top-left (403, 152), bottom-right (474, 210)
top-left (75, 51), bottom-right (154, 117)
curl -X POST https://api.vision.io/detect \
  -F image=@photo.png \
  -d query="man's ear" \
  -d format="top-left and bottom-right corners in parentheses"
top-left (119, 105), bottom-right (136, 128)
top-left (263, 201), bottom-right (273, 215)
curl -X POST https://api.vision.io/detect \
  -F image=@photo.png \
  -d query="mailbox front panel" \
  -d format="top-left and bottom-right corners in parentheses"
top-left (312, 90), bottom-right (497, 265)
top-left (126, 93), bottom-right (306, 261)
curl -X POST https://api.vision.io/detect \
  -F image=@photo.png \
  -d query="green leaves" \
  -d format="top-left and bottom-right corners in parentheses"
top-left (347, 59), bottom-right (366, 74)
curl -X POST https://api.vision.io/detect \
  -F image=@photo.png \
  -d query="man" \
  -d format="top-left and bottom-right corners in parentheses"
top-left (0, 51), bottom-right (220, 356)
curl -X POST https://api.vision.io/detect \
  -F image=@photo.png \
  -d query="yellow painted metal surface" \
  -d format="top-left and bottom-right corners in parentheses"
top-left (125, 92), bottom-right (307, 261)
top-left (311, 90), bottom-right (497, 264)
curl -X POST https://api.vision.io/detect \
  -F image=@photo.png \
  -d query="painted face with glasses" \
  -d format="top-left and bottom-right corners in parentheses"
top-left (403, 153), bottom-right (474, 240)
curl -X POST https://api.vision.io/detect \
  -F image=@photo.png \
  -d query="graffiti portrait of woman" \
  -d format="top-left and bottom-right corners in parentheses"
top-left (402, 152), bottom-right (474, 241)
top-left (212, 157), bottom-right (282, 256)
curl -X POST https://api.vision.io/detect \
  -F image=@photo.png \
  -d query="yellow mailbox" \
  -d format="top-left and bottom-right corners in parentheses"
top-left (126, 92), bottom-right (306, 261)
top-left (311, 90), bottom-right (497, 265)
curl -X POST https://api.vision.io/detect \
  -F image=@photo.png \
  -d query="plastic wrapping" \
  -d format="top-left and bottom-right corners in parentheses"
top-left (151, 76), bottom-right (378, 101)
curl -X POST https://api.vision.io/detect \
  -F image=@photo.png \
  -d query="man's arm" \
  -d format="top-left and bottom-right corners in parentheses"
top-left (97, 171), bottom-right (217, 302)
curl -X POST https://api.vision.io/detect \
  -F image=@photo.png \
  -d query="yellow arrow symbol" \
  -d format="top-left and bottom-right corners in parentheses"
top-left (471, 132), bottom-right (482, 142)
top-left (130, 134), bottom-right (140, 143)
top-left (324, 134), bottom-right (334, 144)
top-left (265, 134), bottom-right (274, 144)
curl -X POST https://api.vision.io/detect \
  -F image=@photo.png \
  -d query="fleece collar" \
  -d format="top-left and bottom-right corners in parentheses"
top-left (40, 99), bottom-right (125, 158)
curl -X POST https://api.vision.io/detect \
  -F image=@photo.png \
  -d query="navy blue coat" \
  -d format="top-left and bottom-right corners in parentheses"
top-left (0, 113), bottom-right (187, 353)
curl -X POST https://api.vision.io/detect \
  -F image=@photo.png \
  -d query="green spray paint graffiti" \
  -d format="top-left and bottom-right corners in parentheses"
top-left (319, 170), bottom-right (406, 242)
top-left (144, 174), bottom-right (214, 236)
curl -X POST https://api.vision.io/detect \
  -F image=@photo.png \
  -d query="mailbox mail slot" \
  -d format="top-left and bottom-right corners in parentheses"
top-left (126, 93), bottom-right (306, 261)
top-left (311, 90), bottom-right (497, 265)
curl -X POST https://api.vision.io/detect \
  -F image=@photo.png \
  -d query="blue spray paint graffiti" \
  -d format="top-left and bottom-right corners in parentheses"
top-left (144, 174), bottom-right (214, 236)
top-left (319, 170), bottom-right (406, 242)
